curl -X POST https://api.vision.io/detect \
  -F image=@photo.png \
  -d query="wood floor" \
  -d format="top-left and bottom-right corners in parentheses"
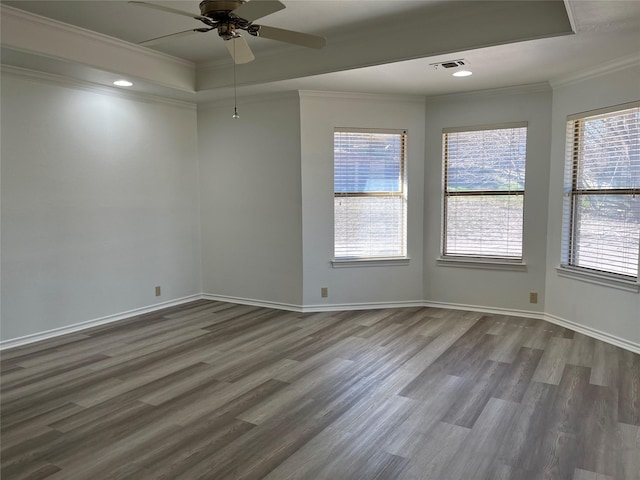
top-left (1, 300), bottom-right (639, 480)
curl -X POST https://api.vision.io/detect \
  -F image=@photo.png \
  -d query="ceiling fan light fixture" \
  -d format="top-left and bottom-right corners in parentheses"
top-left (217, 22), bottom-right (238, 40)
top-left (113, 79), bottom-right (133, 87)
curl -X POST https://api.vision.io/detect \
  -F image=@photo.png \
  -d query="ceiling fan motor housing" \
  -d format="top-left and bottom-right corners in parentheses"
top-left (199, 0), bottom-right (256, 39)
top-left (199, 0), bottom-right (246, 20)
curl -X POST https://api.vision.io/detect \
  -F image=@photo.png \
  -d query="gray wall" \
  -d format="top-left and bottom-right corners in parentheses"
top-left (544, 65), bottom-right (640, 346)
top-left (2, 65), bottom-right (637, 350)
top-left (299, 92), bottom-right (426, 307)
top-left (1, 73), bottom-right (202, 341)
top-left (423, 86), bottom-right (552, 313)
top-left (197, 93), bottom-right (304, 307)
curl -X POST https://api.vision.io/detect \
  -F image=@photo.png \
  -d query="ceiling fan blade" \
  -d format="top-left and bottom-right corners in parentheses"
top-left (139, 28), bottom-right (210, 47)
top-left (231, 0), bottom-right (286, 22)
top-left (256, 25), bottom-right (326, 49)
top-left (128, 1), bottom-right (208, 22)
top-left (224, 36), bottom-right (255, 64)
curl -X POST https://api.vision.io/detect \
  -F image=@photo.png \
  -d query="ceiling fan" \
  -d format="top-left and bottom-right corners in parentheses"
top-left (130, 0), bottom-right (326, 64)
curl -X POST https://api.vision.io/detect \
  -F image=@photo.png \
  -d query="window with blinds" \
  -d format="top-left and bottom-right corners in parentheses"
top-left (442, 123), bottom-right (527, 259)
top-left (334, 128), bottom-right (407, 259)
top-left (561, 102), bottom-right (640, 279)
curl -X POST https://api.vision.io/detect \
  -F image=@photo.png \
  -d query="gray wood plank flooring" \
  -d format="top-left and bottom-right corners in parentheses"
top-left (1, 300), bottom-right (639, 479)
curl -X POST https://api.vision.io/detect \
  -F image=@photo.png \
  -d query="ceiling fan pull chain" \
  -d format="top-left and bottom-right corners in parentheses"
top-left (232, 39), bottom-right (240, 119)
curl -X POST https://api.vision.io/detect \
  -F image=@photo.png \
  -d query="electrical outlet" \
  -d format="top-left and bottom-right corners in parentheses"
top-left (155, 286), bottom-right (161, 297)
top-left (529, 292), bottom-right (538, 304)
top-left (321, 287), bottom-right (328, 298)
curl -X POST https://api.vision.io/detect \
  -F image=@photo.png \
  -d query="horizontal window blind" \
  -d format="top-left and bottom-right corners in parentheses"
top-left (334, 129), bottom-right (407, 259)
top-left (562, 103), bottom-right (640, 278)
top-left (443, 125), bottom-right (527, 259)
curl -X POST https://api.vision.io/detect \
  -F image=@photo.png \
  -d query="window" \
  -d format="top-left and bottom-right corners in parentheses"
top-left (442, 123), bottom-right (528, 260)
top-left (561, 102), bottom-right (640, 280)
top-left (334, 128), bottom-right (407, 260)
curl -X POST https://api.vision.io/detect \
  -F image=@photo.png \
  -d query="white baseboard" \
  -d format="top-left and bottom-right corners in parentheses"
top-left (0, 294), bottom-right (203, 351)
top-left (201, 294), bottom-right (304, 312)
top-left (301, 300), bottom-right (426, 312)
top-left (421, 300), bottom-right (546, 320)
top-left (3, 293), bottom-right (638, 355)
top-left (422, 300), bottom-right (639, 354)
top-left (202, 294), bottom-right (425, 313)
top-left (205, 295), bottom-right (639, 354)
top-left (542, 313), bottom-right (640, 354)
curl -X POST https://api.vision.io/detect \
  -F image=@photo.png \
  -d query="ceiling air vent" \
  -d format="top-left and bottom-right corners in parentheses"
top-left (430, 59), bottom-right (468, 70)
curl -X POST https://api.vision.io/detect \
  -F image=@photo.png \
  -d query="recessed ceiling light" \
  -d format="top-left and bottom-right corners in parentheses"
top-left (452, 70), bottom-right (473, 77)
top-left (113, 79), bottom-right (133, 87)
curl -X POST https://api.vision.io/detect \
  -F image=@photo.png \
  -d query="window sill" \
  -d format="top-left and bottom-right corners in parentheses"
top-left (437, 256), bottom-right (527, 271)
top-left (555, 266), bottom-right (640, 293)
top-left (331, 257), bottom-right (410, 268)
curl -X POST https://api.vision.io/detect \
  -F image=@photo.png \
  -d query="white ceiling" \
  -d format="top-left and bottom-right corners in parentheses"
top-left (3, 0), bottom-right (437, 63)
top-left (1, 0), bottom-right (639, 101)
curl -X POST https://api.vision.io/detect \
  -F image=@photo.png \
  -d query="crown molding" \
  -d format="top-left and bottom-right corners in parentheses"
top-left (1, 65), bottom-right (197, 110)
top-left (299, 90), bottom-right (426, 104)
top-left (197, 89), bottom-right (300, 109)
top-left (0, 5), bottom-right (196, 93)
top-left (549, 54), bottom-right (640, 89)
top-left (0, 5), bottom-right (194, 68)
top-left (425, 82), bottom-right (551, 103)
top-left (562, 0), bottom-right (578, 34)
top-left (197, 87), bottom-right (427, 108)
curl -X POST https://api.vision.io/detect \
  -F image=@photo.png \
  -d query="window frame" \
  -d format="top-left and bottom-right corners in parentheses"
top-left (332, 127), bottom-right (408, 265)
top-left (440, 122), bottom-right (528, 264)
top-left (560, 101), bottom-right (640, 290)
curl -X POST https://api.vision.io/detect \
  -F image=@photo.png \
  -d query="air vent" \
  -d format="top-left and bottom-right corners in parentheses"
top-left (430, 59), bottom-right (468, 70)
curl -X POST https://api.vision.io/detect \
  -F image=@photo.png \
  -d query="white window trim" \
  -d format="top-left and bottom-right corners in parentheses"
top-left (442, 121), bottom-right (528, 133)
top-left (333, 127), bottom-right (408, 261)
top-left (331, 257), bottom-right (410, 268)
top-left (561, 101), bottom-right (640, 282)
top-left (441, 121), bottom-right (528, 261)
top-left (555, 265), bottom-right (640, 293)
top-left (437, 256), bottom-right (527, 271)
